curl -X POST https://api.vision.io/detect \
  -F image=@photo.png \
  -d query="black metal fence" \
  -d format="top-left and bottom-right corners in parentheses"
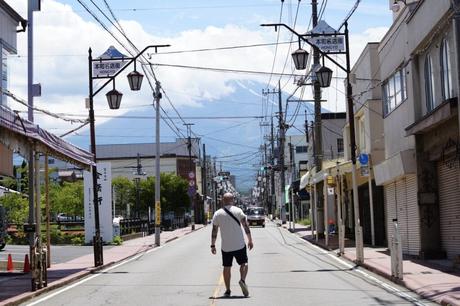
top-left (119, 216), bottom-right (190, 236)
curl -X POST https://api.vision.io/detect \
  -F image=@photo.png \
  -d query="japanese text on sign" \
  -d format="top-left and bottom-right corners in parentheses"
top-left (155, 201), bottom-right (161, 225)
top-left (92, 60), bottom-right (127, 77)
top-left (308, 35), bottom-right (345, 52)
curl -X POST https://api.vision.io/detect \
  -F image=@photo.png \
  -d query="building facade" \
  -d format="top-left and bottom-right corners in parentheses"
top-left (374, 0), bottom-right (460, 259)
top-left (0, 1), bottom-right (25, 177)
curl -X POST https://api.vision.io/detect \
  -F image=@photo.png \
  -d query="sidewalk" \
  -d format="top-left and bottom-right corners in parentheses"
top-left (281, 221), bottom-right (460, 306)
top-left (0, 225), bottom-right (204, 306)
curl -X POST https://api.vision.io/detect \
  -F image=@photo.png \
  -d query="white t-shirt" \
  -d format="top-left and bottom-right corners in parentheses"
top-left (212, 205), bottom-right (246, 252)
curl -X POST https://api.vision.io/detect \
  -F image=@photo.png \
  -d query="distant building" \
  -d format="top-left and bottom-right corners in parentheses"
top-left (95, 138), bottom-right (200, 181)
top-left (0, 1), bottom-right (26, 177)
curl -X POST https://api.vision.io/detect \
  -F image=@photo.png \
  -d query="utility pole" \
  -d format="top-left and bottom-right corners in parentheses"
top-left (312, 0), bottom-right (325, 237)
top-left (184, 123), bottom-right (195, 230)
top-left (263, 83), bottom-right (285, 222)
top-left (154, 81), bottom-right (162, 246)
top-left (202, 143), bottom-right (207, 220)
top-left (277, 80), bottom-right (287, 223)
top-left (213, 157), bottom-right (218, 212)
top-left (270, 116), bottom-right (276, 217)
top-left (264, 143), bottom-right (269, 210)
top-left (134, 153), bottom-right (142, 219)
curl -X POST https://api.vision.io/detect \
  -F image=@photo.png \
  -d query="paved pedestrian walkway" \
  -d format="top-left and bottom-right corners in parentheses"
top-left (280, 221), bottom-right (460, 306)
top-left (0, 225), bottom-right (204, 306)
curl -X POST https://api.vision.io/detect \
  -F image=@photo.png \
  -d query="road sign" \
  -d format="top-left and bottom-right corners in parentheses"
top-left (360, 165), bottom-right (370, 177)
top-left (93, 46), bottom-right (128, 77)
top-left (188, 180), bottom-right (195, 187)
top-left (308, 20), bottom-right (345, 52)
top-left (308, 36), bottom-right (345, 52)
top-left (188, 171), bottom-right (195, 179)
top-left (358, 153), bottom-right (369, 165)
top-left (155, 201), bottom-right (161, 225)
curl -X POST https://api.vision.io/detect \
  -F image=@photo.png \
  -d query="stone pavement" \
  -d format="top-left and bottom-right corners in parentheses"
top-left (281, 221), bottom-right (460, 306)
top-left (0, 225), bottom-right (204, 306)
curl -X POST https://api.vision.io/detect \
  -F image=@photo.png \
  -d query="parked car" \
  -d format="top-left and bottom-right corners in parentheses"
top-left (246, 207), bottom-right (266, 227)
top-left (56, 213), bottom-right (70, 222)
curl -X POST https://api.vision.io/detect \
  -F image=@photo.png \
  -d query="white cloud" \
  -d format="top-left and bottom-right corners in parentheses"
top-left (5, 0), bottom-right (389, 135)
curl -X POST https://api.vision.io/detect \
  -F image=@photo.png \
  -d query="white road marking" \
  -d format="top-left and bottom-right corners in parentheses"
top-left (288, 230), bottom-right (428, 306)
top-left (25, 233), bottom-right (192, 306)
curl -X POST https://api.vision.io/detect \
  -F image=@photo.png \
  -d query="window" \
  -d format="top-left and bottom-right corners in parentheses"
top-left (295, 146), bottom-right (308, 153)
top-left (382, 66), bottom-right (407, 115)
top-left (337, 138), bottom-right (344, 154)
top-left (1, 47), bottom-right (9, 106)
top-left (424, 54), bottom-right (435, 112)
top-left (440, 39), bottom-right (452, 100)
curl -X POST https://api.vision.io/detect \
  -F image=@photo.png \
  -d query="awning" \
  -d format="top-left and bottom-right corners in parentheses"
top-left (299, 171), bottom-right (310, 189)
top-left (0, 105), bottom-right (94, 169)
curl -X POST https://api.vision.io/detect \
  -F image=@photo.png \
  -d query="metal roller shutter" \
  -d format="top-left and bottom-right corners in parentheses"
top-left (384, 183), bottom-right (396, 247)
top-left (396, 179), bottom-right (409, 254)
top-left (405, 175), bottom-right (420, 256)
top-left (437, 162), bottom-right (460, 259)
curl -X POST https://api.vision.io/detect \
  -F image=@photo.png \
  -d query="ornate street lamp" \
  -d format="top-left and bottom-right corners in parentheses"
top-left (105, 80), bottom-right (123, 109)
top-left (315, 65), bottom-right (333, 88)
top-left (88, 44), bottom-right (169, 267)
top-left (291, 46), bottom-right (309, 70)
top-left (127, 63), bottom-right (144, 91)
top-left (106, 87), bottom-right (123, 109)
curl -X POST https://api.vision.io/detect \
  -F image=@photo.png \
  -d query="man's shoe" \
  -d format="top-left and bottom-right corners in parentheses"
top-left (224, 289), bottom-right (231, 297)
top-left (239, 280), bottom-right (249, 297)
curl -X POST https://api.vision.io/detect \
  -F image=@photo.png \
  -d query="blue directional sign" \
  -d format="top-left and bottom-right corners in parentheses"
top-left (358, 153), bottom-right (369, 165)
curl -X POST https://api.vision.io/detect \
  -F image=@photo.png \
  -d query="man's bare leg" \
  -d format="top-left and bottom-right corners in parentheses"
top-left (240, 263), bottom-right (248, 281)
top-left (223, 267), bottom-right (231, 291)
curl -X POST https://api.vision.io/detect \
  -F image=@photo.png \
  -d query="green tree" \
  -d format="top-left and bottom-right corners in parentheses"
top-left (48, 181), bottom-right (84, 216)
top-left (160, 173), bottom-right (189, 215)
top-left (112, 176), bottom-right (134, 216)
top-left (0, 193), bottom-right (28, 224)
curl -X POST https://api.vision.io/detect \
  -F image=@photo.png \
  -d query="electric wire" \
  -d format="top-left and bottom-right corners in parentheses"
top-left (266, 0), bottom-right (285, 89)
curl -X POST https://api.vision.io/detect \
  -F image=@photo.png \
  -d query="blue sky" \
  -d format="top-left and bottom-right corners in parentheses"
top-left (5, 0), bottom-right (394, 190)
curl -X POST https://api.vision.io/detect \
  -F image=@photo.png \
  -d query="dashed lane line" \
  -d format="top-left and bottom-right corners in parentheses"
top-left (210, 274), bottom-right (224, 306)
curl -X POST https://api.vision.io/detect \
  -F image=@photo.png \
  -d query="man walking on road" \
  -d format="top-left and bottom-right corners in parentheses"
top-left (211, 192), bottom-right (253, 297)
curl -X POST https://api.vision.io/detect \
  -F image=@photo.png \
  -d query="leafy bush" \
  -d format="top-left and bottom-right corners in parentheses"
top-left (112, 235), bottom-right (123, 246)
top-left (299, 218), bottom-right (311, 226)
top-left (70, 236), bottom-right (84, 245)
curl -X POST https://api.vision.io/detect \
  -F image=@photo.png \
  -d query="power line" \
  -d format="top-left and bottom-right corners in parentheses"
top-left (148, 62), bottom-right (347, 78)
top-left (266, 0), bottom-right (285, 89)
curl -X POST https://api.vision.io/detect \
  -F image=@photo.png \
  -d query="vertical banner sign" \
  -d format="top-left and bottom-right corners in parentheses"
top-left (84, 162), bottom-right (113, 243)
top-left (155, 201), bottom-right (161, 225)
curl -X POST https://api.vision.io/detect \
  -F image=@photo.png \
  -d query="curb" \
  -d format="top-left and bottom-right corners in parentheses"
top-left (1, 226), bottom-right (205, 306)
top-left (284, 227), bottom-right (460, 306)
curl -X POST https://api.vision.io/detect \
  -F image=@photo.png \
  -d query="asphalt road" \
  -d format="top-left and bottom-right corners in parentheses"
top-left (22, 222), bottom-right (436, 306)
top-left (0, 244), bottom-right (112, 265)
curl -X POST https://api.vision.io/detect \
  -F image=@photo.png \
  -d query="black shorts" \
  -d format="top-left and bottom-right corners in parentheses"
top-left (221, 246), bottom-right (248, 267)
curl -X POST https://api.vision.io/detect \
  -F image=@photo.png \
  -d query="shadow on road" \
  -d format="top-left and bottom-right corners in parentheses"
top-left (209, 295), bottom-right (249, 299)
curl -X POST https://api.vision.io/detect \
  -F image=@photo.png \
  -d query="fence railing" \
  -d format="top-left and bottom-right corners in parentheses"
top-left (119, 216), bottom-right (190, 236)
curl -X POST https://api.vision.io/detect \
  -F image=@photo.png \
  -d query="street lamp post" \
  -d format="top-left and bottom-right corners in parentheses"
top-left (88, 44), bottom-right (169, 266)
top-left (261, 22), bottom-right (364, 264)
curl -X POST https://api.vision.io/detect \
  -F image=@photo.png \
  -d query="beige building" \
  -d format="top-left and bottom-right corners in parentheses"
top-left (349, 0), bottom-right (460, 261)
top-left (95, 138), bottom-right (200, 182)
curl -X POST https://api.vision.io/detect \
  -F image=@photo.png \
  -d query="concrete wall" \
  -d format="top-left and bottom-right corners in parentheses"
top-left (350, 43), bottom-right (385, 166)
top-left (0, 8), bottom-right (18, 53)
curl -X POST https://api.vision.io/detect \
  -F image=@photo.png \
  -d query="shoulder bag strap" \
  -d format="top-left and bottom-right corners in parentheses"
top-left (223, 207), bottom-right (241, 227)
